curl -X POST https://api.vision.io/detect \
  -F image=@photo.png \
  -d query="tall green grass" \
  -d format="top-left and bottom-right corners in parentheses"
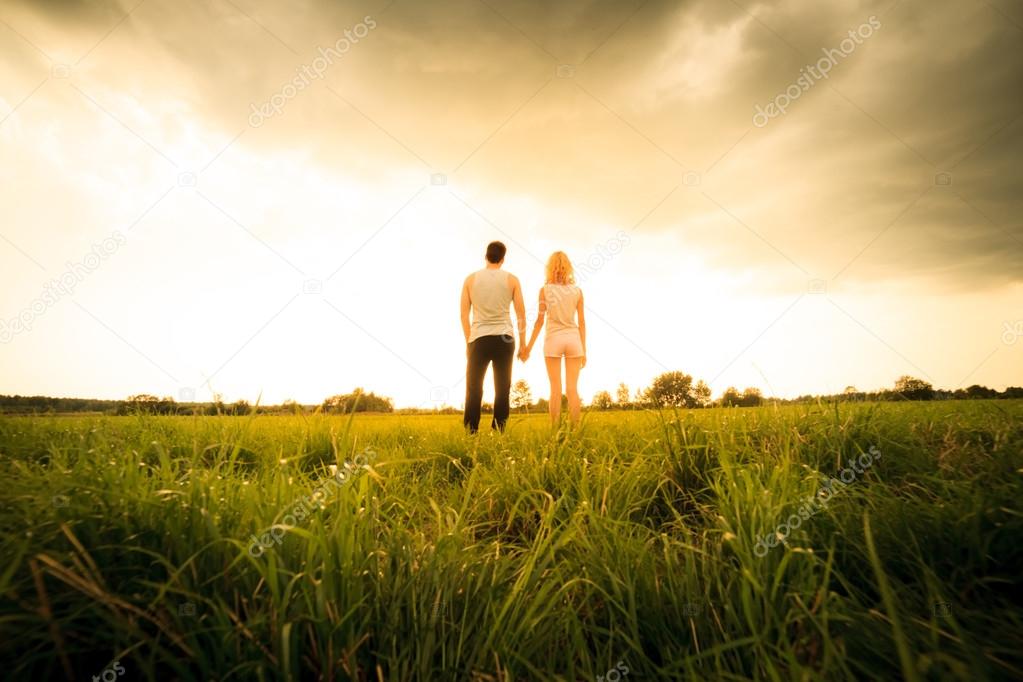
top-left (1, 401), bottom-right (1021, 680)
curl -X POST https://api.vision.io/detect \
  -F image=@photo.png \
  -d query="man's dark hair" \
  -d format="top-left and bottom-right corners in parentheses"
top-left (485, 241), bottom-right (507, 264)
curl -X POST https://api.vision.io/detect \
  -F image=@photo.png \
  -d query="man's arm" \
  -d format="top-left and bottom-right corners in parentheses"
top-left (524, 287), bottom-right (545, 357)
top-left (511, 275), bottom-right (527, 348)
top-left (460, 276), bottom-right (472, 344)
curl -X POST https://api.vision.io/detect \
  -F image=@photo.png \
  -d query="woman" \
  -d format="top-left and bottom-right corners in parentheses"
top-left (522, 252), bottom-right (586, 425)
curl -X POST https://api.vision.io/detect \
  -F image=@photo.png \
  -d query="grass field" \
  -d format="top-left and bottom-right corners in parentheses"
top-left (1, 401), bottom-right (1022, 681)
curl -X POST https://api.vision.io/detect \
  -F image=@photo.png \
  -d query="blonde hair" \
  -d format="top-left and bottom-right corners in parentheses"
top-left (545, 251), bottom-right (575, 285)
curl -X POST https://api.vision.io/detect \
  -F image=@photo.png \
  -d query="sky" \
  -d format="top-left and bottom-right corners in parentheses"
top-left (0, 0), bottom-right (1020, 408)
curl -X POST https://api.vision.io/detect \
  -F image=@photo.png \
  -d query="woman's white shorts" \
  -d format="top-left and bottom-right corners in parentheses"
top-left (544, 329), bottom-right (584, 358)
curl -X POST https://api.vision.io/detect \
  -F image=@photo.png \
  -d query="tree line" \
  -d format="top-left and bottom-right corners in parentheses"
top-left (0, 388), bottom-right (394, 415)
top-left (584, 373), bottom-right (1023, 409)
top-left (1, 375), bottom-right (1020, 415)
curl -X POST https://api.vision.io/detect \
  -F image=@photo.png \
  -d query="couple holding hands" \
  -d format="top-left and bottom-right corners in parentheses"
top-left (460, 241), bottom-right (586, 433)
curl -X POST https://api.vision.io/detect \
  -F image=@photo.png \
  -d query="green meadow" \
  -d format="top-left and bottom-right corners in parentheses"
top-left (1, 401), bottom-right (1021, 681)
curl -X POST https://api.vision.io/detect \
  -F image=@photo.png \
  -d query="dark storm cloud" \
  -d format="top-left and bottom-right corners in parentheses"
top-left (14, 0), bottom-right (124, 24)
top-left (5, 0), bottom-right (1022, 287)
top-left (623, 0), bottom-right (1023, 287)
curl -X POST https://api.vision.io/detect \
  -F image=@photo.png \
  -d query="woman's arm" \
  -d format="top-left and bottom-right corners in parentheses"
top-left (524, 288), bottom-right (546, 357)
top-left (577, 289), bottom-right (586, 367)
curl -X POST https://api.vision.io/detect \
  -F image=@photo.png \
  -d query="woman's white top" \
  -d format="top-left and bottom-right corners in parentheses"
top-left (543, 283), bottom-right (581, 336)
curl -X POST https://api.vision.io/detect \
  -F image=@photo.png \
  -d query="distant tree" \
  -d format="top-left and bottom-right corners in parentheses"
top-left (693, 380), bottom-right (712, 407)
top-left (894, 375), bottom-right (935, 401)
top-left (207, 392), bottom-right (226, 415)
top-left (1004, 386), bottom-right (1023, 399)
top-left (511, 380), bottom-right (533, 410)
top-left (842, 385), bottom-right (866, 401)
top-left (323, 394), bottom-right (347, 413)
top-left (121, 394), bottom-right (176, 415)
top-left (646, 371), bottom-right (706, 408)
top-left (230, 399), bottom-right (251, 415)
top-left (720, 386), bottom-right (742, 407)
top-left (740, 387), bottom-right (763, 407)
top-left (281, 399), bottom-right (302, 414)
top-left (323, 388), bottom-right (394, 413)
top-left (965, 384), bottom-right (998, 399)
top-left (592, 390), bottom-right (613, 410)
top-left (616, 383), bottom-right (631, 406)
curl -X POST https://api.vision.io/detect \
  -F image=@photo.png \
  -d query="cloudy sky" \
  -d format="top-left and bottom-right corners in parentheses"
top-left (1, 0), bottom-right (1020, 407)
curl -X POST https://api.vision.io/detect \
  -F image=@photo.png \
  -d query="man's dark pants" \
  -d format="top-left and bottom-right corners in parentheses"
top-left (463, 334), bottom-right (515, 433)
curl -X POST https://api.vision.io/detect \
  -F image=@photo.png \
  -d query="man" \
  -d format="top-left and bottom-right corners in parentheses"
top-left (460, 241), bottom-right (527, 433)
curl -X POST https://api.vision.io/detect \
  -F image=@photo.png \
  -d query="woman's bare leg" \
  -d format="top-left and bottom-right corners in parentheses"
top-left (565, 357), bottom-right (582, 425)
top-left (545, 356), bottom-right (562, 424)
